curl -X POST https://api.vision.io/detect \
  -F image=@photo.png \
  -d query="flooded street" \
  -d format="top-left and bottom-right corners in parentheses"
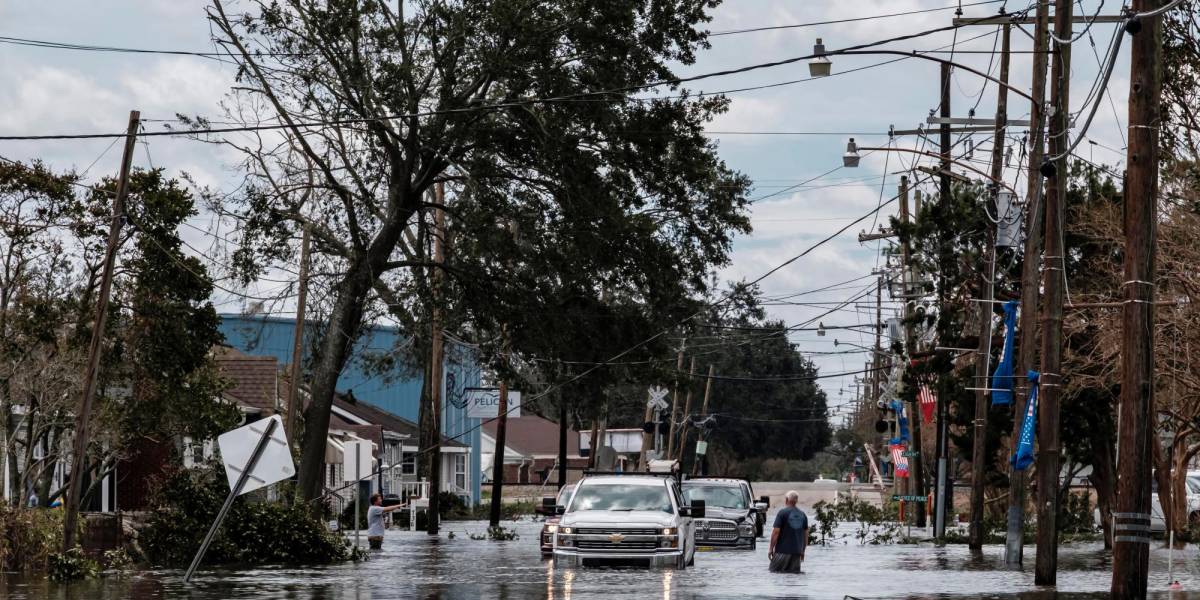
top-left (7, 511), bottom-right (1200, 599)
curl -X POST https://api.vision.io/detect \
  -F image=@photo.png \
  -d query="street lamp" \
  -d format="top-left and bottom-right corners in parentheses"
top-left (841, 139), bottom-right (1019, 195)
top-left (843, 138), bottom-right (861, 167)
top-left (809, 38), bottom-right (832, 77)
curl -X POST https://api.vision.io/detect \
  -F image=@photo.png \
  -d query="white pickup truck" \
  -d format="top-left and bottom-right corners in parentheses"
top-left (552, 473), bottom-right (706, 568)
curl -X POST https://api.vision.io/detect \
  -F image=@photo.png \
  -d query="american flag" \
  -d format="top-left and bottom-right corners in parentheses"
top-left (891, 444), bottom-right (909, 478)
top-left (918, 379), bottom-right (937, 423)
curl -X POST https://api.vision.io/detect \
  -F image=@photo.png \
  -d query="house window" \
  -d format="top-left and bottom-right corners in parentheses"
top-left (182, 437), bottom-right (212, 469)
top-left (327, 464), bottom-right (337, 487)
top-left (401, 453), bottom-right (416, 476)
top-left (453, 454), bottom-right (466, 490)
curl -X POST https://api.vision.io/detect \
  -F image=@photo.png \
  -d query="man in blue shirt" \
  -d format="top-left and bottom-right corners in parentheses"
top-left (768, 490), bottom-right (808, 573)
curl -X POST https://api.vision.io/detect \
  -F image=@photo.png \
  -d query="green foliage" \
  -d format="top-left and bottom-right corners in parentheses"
top-left (437, 491), bottom-right (469, 518)
top-left (468, 525), bottom-right (519, 541)
top-left (140, 461), bottom-right (353, 566)
top-left (48, 547), bottom-right (99, 582)
top-left (101, 547), bottom-right (134, 571)
top-left (112, 169), bottom-right (240, 442)
top-left (1058, 491), bottom-right (1096, 537)
top-left (811, 497), bottom-right (902, 546)
top-left (0, 504), bottom-right (70, 573)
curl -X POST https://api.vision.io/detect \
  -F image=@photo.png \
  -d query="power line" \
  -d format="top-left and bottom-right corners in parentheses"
top-left (708, 0), bottom-right (1009, 37)
top-left (0, 16), bottom-right (1025, 143)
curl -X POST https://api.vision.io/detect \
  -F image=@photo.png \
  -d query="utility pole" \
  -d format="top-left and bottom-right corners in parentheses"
top-left (692, 365), bottom-right (715, 476)
top-left (676, 357), bottom-right (697, 462)
top-left (426, 182), bottom-right (446, 535)
top-left (666, 350), bottom-right (684, 460)
top-left (286, 225), bottom-right (311, 453)
top-left (1034, 0), bottom-right (1073, 584)
top-left (62, 110), bottom-right (139, 551)
top-left (899, 176), bottom-right (928, 529)
top-left (1112, 1), bottom-right (1163, 595)
top-left (1007, 0), bottom-right (1050, 567)
top-left (969, 23), bottom-right (1011, 551)
top-left (489, 380), bottom-right (509, 526)
top-left (639, 393), bottom-right (653, 470)
top-left (934, 63), bottom-right (953, 542)
top-left (873, 276), bottom-right (883, 408)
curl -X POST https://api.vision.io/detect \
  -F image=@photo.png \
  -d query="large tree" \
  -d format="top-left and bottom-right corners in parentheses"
top-left (204, 0), bottom-right (751, 502)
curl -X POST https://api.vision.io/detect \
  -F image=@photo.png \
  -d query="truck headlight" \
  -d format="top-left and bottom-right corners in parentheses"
top-left (662, 527), bottom-right (677, 536)
top-left (659, 535), bottom-right (678, 548)
top-left (560, 527), bottom-right (573, 534)
top-left (558, 533), bottom-right (574, 547)
top-left (545, 524), bottom-right (559, 534)
top-left (739, 522), bottom-right (755, 535)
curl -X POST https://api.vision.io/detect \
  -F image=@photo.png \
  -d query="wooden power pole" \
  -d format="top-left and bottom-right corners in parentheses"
top-left (676, 357), bottom-right (697, 459)
top-left (1034, 0), bottom-right (1073, 584)
top-left (286, 225), bottom-right (311, 452)
top-left (934, 63), bottom-right (953, 541)
top-left (62, 110), bottom-right (140, 551)
top-left (899, 175), bottom-right (927, 529)
top-left (488, 380), bottom-right (509, 527)
top-left (692, 364), bottom-right (715, 476)
top-left (1112, 1), bottom-right (1163, 596)
top-left (666, 350), bottom-right (684, 460)
top-left (969, 23), bottom-right (1011, 551)
top-left (426, 182), bottom-right (447, 535)
top-left (1007, 0), bottom-right (1051, 567)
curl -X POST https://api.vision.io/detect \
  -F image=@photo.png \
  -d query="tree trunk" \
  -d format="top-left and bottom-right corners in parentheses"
top-left (558, 393), bottom-right (567, 488)
top-left (1170, 438), bottom-right (1190, 537)
top-left (296, 262), bottom-right (376, 502)
top-left (1090, 429), bottom-right (1117, 550)
top-left (1154, 440), bottom-right (1173, 540)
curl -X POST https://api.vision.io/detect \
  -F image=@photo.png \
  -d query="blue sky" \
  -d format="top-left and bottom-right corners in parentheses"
top-left (0, 0), bottom-right (1130, 421)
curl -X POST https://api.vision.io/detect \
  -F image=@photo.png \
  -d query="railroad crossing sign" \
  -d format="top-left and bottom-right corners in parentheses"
top-left (647, 386), bottom-right (669, 411)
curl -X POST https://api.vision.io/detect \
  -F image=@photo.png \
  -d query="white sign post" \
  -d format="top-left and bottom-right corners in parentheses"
top-left (463, 388), bottom-right (521, 419)
top-left (186, 416), bottom-right (293, 583)
top-left (647, 386), bottom-right (669, 455)
top-left (343, 440), bottom-right (373, 548)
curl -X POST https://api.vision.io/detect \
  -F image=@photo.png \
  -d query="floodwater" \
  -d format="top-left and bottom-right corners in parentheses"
top-left (5, 514), bottom-right (1200, 599)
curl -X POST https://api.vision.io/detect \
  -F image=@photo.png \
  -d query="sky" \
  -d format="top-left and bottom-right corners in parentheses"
top-left (0, 0), bottom-right (1132, 424)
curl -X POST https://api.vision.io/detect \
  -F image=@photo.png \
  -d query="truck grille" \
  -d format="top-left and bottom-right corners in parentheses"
top-left (576, 528), bottom-right (659, 536)
top-left (695, 519), bottom-right (739, 542)
top-left (576, 540), bottom-right (658, 551)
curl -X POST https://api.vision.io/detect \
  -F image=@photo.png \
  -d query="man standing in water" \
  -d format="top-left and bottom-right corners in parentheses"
top-left (768, 490), bottom-right (808, 573)
top-left (367, 493), bottom-right (403, 549)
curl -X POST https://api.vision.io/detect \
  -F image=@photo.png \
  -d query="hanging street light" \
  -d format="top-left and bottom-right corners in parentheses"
top-left (843, 138), bottom-right (861, 167)
top-left (809, 38), bottom-right (832, 77)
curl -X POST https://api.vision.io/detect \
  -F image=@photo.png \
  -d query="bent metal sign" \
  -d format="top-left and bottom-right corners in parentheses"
top-left (463, 387), bottom-right (522, 419)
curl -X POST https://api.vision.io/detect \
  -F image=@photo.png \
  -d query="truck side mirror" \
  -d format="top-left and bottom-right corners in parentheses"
top-left (542, 496), bottom-right (556, 508)
top-left (759, 495), bottom-right (770, 507)
top-left (555, 505), bottom-right (566, 515)
top-left (690, 499), bottom-right (706, 520)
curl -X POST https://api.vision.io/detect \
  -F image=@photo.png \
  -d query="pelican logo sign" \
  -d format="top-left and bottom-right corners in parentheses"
top-left (463, 387), bottom-right (522, 419)
top-left (608, 533), bottom-right (625, 544)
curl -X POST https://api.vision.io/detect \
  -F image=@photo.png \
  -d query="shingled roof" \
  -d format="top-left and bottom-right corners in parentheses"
top-left (213, 345), bottom-right (280, 413)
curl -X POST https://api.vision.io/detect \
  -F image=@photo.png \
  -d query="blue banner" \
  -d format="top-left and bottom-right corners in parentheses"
top-left (892, 400), bottom-right (910, 442)
top-left (1010, 371), bottom-right (1039, 471)
top-left (991, 300), bottom-right (1020, 406)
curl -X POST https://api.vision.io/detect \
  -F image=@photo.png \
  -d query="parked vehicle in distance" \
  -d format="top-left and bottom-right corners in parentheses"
top-left (553, 473), bottom-right (704, 568)
top-left (681, 479), bottom-right (757, 550)
top-left (540, 483), bottom-right (576, 557)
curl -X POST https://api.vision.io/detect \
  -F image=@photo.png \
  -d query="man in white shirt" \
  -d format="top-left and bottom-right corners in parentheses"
top-left (367, 493), bottom-right (402, 549)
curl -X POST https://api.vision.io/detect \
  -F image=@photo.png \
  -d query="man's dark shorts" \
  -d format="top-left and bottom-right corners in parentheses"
top-left (368, 536), bottom-right (383, 549)
top-left (769, 553), bottom-right (803, 573)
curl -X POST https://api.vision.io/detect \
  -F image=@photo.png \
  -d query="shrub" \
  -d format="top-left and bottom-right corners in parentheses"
top-left (48, 547), bottom-right (99, 582)
top-left (0, 504), bottom-right (72, 573)
top-left (139, 461), bottom-right (353, 566)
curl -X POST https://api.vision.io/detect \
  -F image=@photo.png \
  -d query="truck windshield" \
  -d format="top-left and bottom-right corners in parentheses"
top-left (682, 485), bottom-right (747, 509)
top-left (569, 483), bottom-right (673, 514)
